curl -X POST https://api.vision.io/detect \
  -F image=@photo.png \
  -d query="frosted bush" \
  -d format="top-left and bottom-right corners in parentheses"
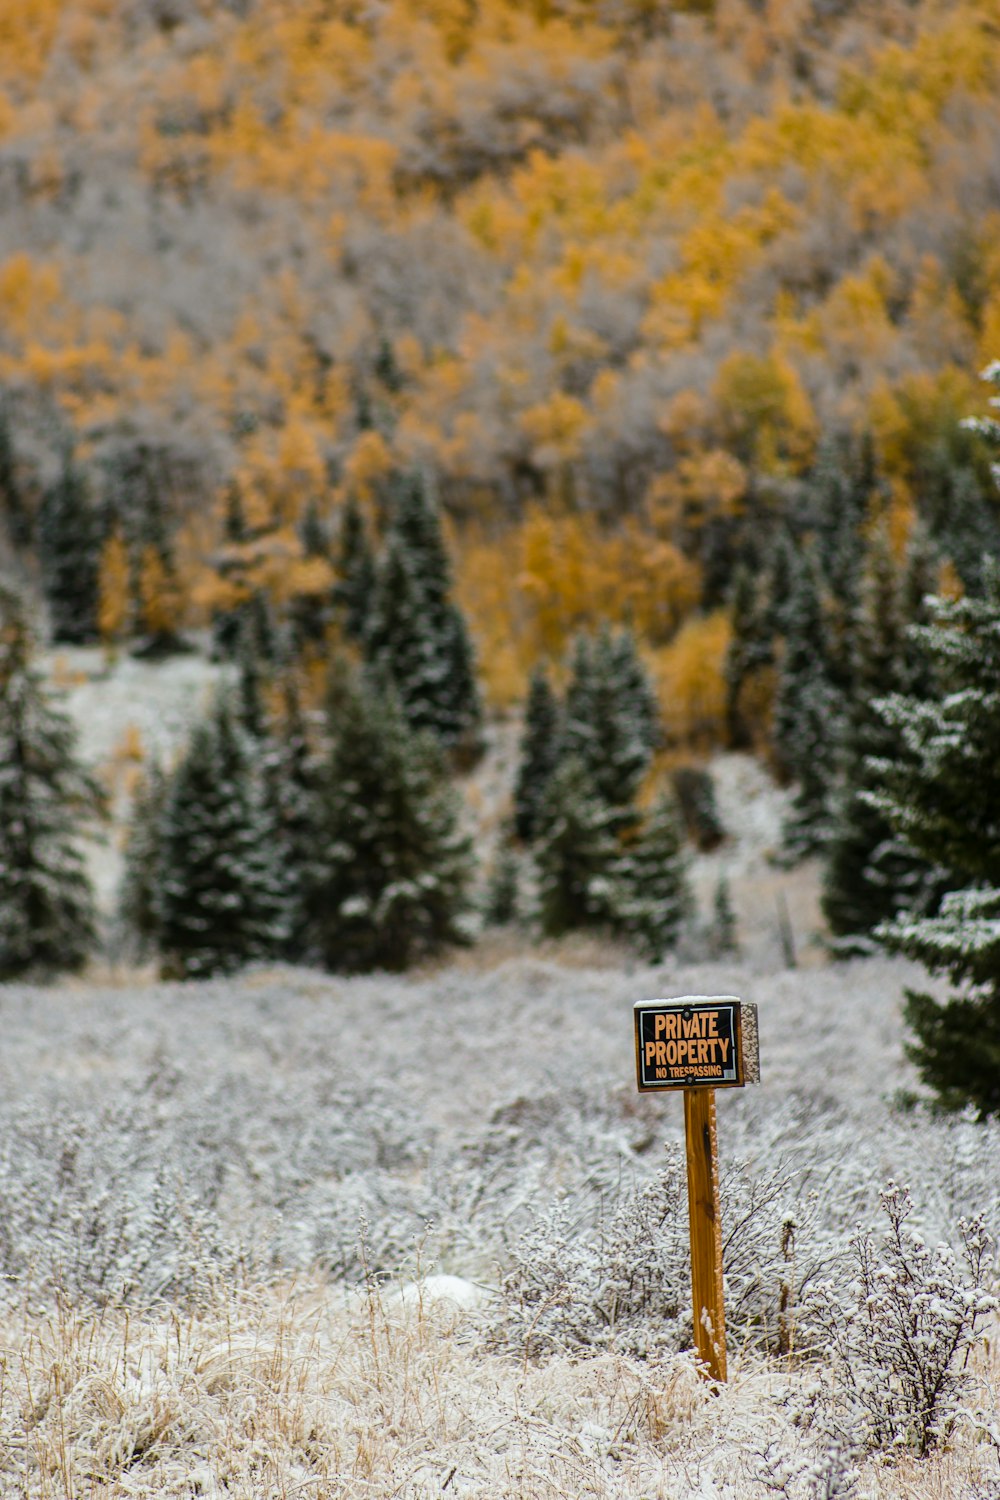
top-left (489, 1149), bottom-right (690, 1358)
top-left (749, 1420), bottom-right (862, 1500)
top-left (488, 1145), bottom-right (841, 1360)
top-left (815, 1182), bottom-right (996, 1456)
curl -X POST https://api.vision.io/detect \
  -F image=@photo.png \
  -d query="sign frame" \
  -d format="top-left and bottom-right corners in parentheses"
top-left (633, 995), bottom-right (758, 1093)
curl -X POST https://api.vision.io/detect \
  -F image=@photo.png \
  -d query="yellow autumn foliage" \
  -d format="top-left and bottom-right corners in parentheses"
top-left (0, 0), bottom-right (997, 706)
top-left (653, 610), bottom-right (732, 751)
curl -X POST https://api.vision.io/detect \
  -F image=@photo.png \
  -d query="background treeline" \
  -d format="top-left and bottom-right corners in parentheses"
top-left (2, 0), bottom-right (1000, 700)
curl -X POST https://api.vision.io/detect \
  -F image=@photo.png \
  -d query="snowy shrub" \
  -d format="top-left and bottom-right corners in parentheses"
top-left (488, 1149), bottom-right (689, 1358)
top-left (816, 1182), bottom-right (996, 1456)
top-left (749, 1420), bottom-right (862, 1500)
top-left (488, 1145), bottom-right (838, 1361)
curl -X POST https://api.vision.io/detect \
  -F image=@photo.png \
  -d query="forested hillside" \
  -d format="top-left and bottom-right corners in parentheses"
top-left (2, 0), bottom-right (1000, 707)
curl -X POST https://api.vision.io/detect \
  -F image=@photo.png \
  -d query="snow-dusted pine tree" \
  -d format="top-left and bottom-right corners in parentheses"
top-left (822, 528), bottom-right (943, 949)
top-left (0, 583), bottom-right (101, 978)
top-left (562, 625), bottom-right (655, 825)
top-left (263, 676), bottom-right (328, 964)
top-left (365, 476), bottom-right (482, 754)
top-left (484, 841), bottom-right (520, 926)
top-left (774, 546), bottom-right (842, 859)
top-left (513, 664), bottom-right (562, 843)
top-left (38, 448), bottom-right (103, 644)
top-left (334, 493), bottom-right (376, 643)
top-left (870, 555), bottom-right (1000, 1114)
top-left (535, 756), bottom-right (620, 937)
top-left (0, 402), bottom-right (30, 549)
top-left (313, 679), bottom-right (474, 972)
top-left (724, 562), bottom-right (773, 749)
top-left (614, 794), bottom-right (691, 961)
top-left (155, 698), bottom-right (291, 979)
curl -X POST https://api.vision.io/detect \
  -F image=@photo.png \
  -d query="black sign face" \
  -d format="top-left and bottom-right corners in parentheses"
top-left (634, 996), bottom-right (746, 1092)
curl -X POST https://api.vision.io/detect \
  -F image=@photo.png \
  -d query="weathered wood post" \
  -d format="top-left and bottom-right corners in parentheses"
top-left (634, 996), bottom-right (760, 1384)
top-left (683, 1086), bottom-right (726, 1381)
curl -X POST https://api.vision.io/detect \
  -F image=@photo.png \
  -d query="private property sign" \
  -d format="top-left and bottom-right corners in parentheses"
top-left (632, 994), bottom-right (761, 1385)
top-left (634, 996), bottom-right (759, 1091)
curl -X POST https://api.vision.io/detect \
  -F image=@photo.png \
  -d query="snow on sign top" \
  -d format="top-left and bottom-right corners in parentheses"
top-left (633, 996), bottom-right (760, 1092)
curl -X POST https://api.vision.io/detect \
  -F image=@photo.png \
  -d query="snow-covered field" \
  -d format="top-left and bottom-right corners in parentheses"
top-left (1, 948), bottom-right (998, 1497)
top-left (2, 655), bottom-right (994, 1497)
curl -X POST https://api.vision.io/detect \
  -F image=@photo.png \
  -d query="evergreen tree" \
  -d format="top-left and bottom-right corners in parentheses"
top-left (366, 478), bottom-right (482, 752)
top-left (290, 500), bottom-right (332, 648)
top-left (0, 583), bottom-right (101, 978)
top-left (264, 676), bottom-right (328, 964)
top-left (236, 615), bottom-right (268, 740)
top-left (38, 449), bottom-right (103, 643)
top-left (212, 484), bottom-right (251, 659)
top-left (561, 631), bottom-right (596, 766)
top-left (118, 758), bottom-right (168, 960)
top-left (614, 793), bottom-right (691, 961)
top-left (562, 626), bottom-right (654, 823)
top-left (764, 527), bottom-right (799, 639)
top-left (535, 756), bottom-right (621, 937)
top-left (513, 664), bottom-right (562, 842)
top-left (870, 561), bottom-right (1000, 1115)
top-left (313, 680), bottom-right (474, 972)
top-left (914, 431), bottom-right (1000, 595)
top-left (0, 401), bottom-right (31, 549)
top-left (803, 435), bottom-right (875, 694)
top-left (822, 529), bottom-right (943, 948)
top-left (155, 699), bottom-right (291, 979)
top-left (724, 562), bottom-right (774, 749)
top-left (484, 842), bottom-right (520, 926)
top-left (773, 546), bottom-right (843, 858)
top-left (610, 626), bottom-right (661, 760)
top-left (334, 494), bottom-right (376, 644)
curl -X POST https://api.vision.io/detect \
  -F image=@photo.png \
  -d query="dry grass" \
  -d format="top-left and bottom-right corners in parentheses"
top-left (1, 1281), bottom-right (996, 1499)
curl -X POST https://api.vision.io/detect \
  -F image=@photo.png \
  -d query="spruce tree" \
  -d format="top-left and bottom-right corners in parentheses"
top-left (290, 500), bottom-right (332, 648)
top-left (236, 615), bottom-right (268, 741)
top-left (724, 562), bottom-right (773, 749)
top-left (822, 529), bottom-right (943, 948)
top-left (155, 699), bottom-right (291, 979)
top-left (614, 794), bottom-right (691, 961)
top-left (870, 561), bottom-right (1000, 1115)
top-left (610, 626), bottom-right (661, 760)
top-left (264, 676), bottom-right (328, 964)
top-left (313, 680), bottom-right (474, 972)
top-left (366, 477), bottom-right (482, 753)
top-left (513, 664), bottom-right (562, 842)
top-left (38, 449), bottom-right (103, 644)
top-left (773, 546), bottom-right (843, 858)
top-left (0, 583), bottom-right (101, 978)
top-left (212, 484), bottom-right (251, 659)
top-left (562, 626), bottom-right (655, 823)
top-left (484, 842), bottom-right (520, 926)
top-left (0, 401), bottom-right (31, 549)
top-left (534, 756), bottom-right (621, 937)
top-left (334, 494), bottom-right (376, 643)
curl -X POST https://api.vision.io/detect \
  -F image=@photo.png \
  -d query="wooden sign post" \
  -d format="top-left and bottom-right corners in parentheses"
top-left (633, 996), bottom-right (760, 1384)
